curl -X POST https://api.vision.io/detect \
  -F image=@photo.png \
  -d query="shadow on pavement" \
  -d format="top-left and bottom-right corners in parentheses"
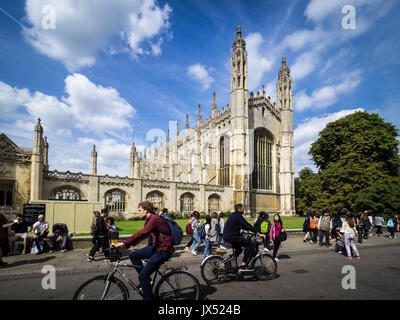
top-left (7, 255), bottom-right (56, 268)
top-left (199, 284), bottom-right (218, 300)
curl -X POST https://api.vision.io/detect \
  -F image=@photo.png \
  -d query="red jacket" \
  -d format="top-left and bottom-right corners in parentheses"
top-left (123, 214), bottom-right (174, 254)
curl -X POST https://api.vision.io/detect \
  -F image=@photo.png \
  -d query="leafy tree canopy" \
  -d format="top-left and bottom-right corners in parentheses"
top-left (297, 112), bottom-right (400, 216)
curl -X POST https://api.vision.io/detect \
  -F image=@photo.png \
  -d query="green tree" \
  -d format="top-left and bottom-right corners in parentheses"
top-left (298, 111), bottom-right (400, 215)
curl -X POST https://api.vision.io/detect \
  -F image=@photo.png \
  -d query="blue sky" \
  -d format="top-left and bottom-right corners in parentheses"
top-left (1, 0), bottom-right (399, 176)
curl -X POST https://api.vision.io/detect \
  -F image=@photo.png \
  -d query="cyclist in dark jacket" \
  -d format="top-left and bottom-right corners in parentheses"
top-left (223, 204), bottom-right (266, 272)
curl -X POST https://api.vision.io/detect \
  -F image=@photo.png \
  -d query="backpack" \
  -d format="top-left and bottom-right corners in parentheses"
top-left (161, 215), bottom-right (183, 246)
top-left (215, 220), bottom-right (221, 233)
top-left (310, 218), bottom-right (317, 229)
top-left (387, 219), bottom-right (394, 228)
top-left (198, 223), bottom-right (206, 240)
top-left (186, 218), bottom-right (193, 235)
top-left (260, 221), bottom-right (269, 234)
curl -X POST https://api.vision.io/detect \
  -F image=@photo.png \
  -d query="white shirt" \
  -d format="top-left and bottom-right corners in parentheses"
top-left (33, 221), bottom-right (49, 233)
top-left (205, 223), bottom-right (217, 241)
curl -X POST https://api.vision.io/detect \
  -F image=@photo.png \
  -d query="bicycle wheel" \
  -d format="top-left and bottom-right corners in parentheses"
top-left (154, 270), bottom-right (200, 300)
top-left (251, 253), bottom-right (277, 280)
top-left (200, 255), bottom-right (226, 285)
top-left (73, 275), bottom-right (129, 300)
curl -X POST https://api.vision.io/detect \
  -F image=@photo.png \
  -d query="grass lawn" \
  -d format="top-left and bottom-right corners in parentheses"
top-left (77, 216), bottom-right (304, 236)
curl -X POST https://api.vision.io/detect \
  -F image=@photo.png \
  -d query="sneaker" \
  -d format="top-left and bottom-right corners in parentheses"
top-left (338, 251), bottom-right (343, 254)
top-left (7, 252), bottom-right (14, 257)
top-left (87, 256), bottom-right (95, 262)
top-left (220, 246), bottom-right (227, 250)
top-left (263, 248), bottom-right (270, 253)
top-left (184, 247), bottom-right (189, 252)
top-left (346, 256), bottom-right (352, 260)
top-left (238, 265), bottom-right (254, 272)
top-left (61, 249), bottom-right (67, 253)
top-left (310, 240), bottom-right (313, 244)
top-left (355, 256), bottom-right (361, 259)
top-left (274, 258), bottom-right (280, 262)
top-left (325, 244), bottom-right (330, 248)
top-left (21, 250), bottom-right (26, 255)
top-left (191, 250), bottom-right (197, 256)
top-left (49, 249), bottom-right (55, 253)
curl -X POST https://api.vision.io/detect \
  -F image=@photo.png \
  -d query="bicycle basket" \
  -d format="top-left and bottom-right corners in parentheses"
top-left (108, 249), bottom-right (121, 262)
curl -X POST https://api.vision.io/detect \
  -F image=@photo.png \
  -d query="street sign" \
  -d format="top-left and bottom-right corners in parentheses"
top-left (23, 203), bottom-right (46, 226)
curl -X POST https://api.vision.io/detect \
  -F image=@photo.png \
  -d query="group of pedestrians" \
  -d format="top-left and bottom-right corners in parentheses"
top-left (302, 210), bottom-right (399, 259)
top-left (87, 209), bottom-right (117, 261)
top-left (184, 211), bottom-right (227, 260)
top-left (183, 208), bottom-right (286, 263)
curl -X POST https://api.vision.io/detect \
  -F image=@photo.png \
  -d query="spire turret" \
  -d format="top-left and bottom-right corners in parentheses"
top-left (212, 92), bottom-right (217, 118)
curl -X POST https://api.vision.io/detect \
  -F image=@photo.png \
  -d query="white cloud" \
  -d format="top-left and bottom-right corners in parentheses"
top-left (0, 81), bottom-right (31, 112)
top-left (187, 63), bottom-right (214, 90)
top-left (291, 50), bottom-right (319, 80)
top-left (294, 70), bottom-right (362, 111)
top-left (23, 0), bottom-right (172, 71)
top-left (294, 108), bottom-right (364, 171)
top-left (245, 33), bottom-right (274, 91)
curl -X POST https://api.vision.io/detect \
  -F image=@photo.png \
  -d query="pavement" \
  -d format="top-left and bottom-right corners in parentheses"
top-left (0, 232), bottom-right (398, 280)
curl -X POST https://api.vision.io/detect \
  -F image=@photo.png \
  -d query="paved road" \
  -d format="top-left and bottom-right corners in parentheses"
top-left (1, 243), bottom-right (399, 300)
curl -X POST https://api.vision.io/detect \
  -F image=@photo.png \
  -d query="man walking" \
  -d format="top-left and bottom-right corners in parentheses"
top-left (318, 211), bottom-right (331, 248)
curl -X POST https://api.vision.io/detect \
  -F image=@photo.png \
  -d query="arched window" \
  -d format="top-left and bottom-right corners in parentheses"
top-left (146, 191), bottom-right (164, 210)
top-left (180, 193), bottom-right (194, 215)
top-left (219, 136), bottom-right (230, 186)
top-left (252, 128), bottom-right (273, 190)
top-left (105, 189), bottom-right (126, 213)
top-left (208, 194), bottom-right (220, 214)
top-left (51, 186), bottom-right (82, 200)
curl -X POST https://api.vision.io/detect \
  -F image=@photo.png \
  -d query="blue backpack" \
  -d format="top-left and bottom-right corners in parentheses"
top-left (198, 224), bottom-right (206, 240)
top-left (161, 215), bottom-right (183, 246)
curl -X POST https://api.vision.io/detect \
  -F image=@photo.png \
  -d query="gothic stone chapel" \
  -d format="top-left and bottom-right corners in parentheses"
top-left (0, 27), bottom-right (295, 217)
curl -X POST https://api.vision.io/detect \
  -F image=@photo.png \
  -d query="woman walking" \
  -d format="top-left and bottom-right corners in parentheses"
top-left (203, 215), bottom-right (217, 260)
top-left (302, 211), bottom-right (311, 243)
top-left (184, 212), bottom-right (195, 252)
top-left (216, 212), bottom-right (226, 252)
top-left (270, 214), bottom-right (285, 263)
top-left (309, 212), bottom-right (318, 244)
top-left (340, 215), bottom-right (360, 259)
top-left (190, 211), bottom-right (201, 256)
top-left (387, 215), bottom-right (395, 239)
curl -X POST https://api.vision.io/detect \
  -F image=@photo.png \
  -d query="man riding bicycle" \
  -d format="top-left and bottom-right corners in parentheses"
top-left (223, 204), bottom-right (267, 272)
top-left (112, 201), bottom-right (174, 300)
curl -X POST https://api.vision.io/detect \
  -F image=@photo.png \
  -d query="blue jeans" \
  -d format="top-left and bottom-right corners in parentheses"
top-left (192, 231), bottom-right (201, 251)
top-left (217, 234), bottom-right (226, 248)
top-left (129, 246), bottom-right (172, 300)
top-left (202, 238), bottom-right (212, 260)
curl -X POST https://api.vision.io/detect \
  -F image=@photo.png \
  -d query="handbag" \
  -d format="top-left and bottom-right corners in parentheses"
top-left (278, 231), bottom-right (287, 242)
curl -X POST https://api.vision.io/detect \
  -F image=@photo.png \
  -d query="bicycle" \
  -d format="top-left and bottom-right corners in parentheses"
top-left (73, 248), bottom-right (200, 300)
top-left (200, 233), bottom-right (277, 284)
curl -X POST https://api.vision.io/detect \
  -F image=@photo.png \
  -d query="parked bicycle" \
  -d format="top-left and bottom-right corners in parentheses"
top-left (200, 233), bottom-right (277, 284)
top-left (73, 248), bottom-right (200, 300)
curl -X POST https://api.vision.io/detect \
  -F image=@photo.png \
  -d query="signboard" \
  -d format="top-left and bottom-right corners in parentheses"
top-left (23, 203), bottom-right (46, 226)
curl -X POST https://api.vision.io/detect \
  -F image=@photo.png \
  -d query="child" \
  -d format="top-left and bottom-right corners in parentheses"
top-left (254, 211), bottom-right (270, 252)
top-left (340, 215), bottom-right (360, 259)
top-left (309, 212), bottom-right (318, 244)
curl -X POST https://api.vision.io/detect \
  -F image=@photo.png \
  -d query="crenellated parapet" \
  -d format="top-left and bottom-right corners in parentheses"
top-left (249, 88), bottom-right (281, 120)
